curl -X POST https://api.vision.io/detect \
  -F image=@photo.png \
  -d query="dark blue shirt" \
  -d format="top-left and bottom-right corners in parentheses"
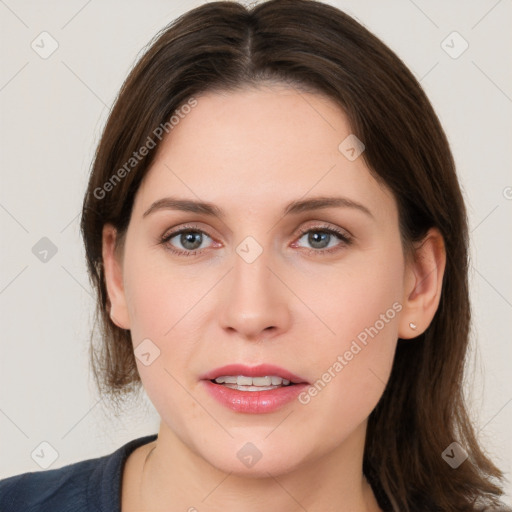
top-left (0, 433), bottom-right (157, 512)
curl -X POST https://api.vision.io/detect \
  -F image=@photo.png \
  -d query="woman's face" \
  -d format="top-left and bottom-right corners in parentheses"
top-left (106, 84), bottom-right (414, 476)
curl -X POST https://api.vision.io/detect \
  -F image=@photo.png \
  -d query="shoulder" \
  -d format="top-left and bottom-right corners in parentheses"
top-left (0, 434), bottom-right (157, 512)
top-left (0, 458), bottom-right (95, 512)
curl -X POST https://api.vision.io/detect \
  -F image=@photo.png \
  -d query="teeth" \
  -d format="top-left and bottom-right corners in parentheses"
top-left (223, 384), bottom-right (279, 391)
top-left (252, 376), bottom-right (271, 386)
top-left (213, 375), bottom-right (292, 386)
top-left (238, 376), bottom-right (253, 386)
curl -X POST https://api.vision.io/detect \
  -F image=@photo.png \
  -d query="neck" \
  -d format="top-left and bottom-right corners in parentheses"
top-left (134, 421), bottom-right (382, 512)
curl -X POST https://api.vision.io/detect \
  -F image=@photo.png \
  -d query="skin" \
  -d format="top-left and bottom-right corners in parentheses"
top-left (102, 84), bottom-right (446, 512)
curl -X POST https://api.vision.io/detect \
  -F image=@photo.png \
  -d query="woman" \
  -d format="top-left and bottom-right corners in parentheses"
top-left (0, 1), bottom-right (509, 510)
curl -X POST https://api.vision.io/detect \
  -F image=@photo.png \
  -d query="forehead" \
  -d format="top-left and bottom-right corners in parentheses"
top-left (133, 85), bottom-right (396, 221)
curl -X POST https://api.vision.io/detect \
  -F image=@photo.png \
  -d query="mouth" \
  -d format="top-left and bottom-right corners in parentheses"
top-left (200, 363), bottom-right (310, 414)
top-left (200, 363), bottom-right (309, 392)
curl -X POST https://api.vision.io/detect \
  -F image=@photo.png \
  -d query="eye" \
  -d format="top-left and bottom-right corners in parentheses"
top-left (160, 224), bottom-right (215, 256)
top-left (293, 225), bottom-right (353, 255)
top-left (159, 223), bottom-right (353, 257)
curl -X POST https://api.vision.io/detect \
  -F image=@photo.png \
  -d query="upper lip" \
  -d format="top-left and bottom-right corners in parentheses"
top-left (200, 364), bottom-right (308, 384)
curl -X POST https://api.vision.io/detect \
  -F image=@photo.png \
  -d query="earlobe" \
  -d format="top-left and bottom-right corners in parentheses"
top-left (102, 224), bottom-right (131, 330)
top-left (398, 228), bottom-right (446, 339)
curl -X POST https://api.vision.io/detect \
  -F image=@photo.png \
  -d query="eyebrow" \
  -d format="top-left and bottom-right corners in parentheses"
top-left (142, 195), bottom-right (374, 220)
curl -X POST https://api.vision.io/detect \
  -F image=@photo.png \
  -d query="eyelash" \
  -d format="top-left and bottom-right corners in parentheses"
top-left (159, 223), bottom-right (353, 257)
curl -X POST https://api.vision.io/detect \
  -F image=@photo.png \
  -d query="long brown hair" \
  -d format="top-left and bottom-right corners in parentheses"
top-left (80, 1), bottom-right (506, 509)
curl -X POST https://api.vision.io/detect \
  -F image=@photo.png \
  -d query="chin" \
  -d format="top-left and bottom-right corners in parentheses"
top-left (214, 453), bottom-right (303, 479)
top-left (190, 435), bottom-right (310, 479)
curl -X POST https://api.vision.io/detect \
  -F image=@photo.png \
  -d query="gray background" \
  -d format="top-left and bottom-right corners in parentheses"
top-left (1, 0), bottom-right (511, 501)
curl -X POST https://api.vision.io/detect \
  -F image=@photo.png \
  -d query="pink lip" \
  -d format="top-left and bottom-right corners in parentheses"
top-left (199, 363), bottom-right (308, 384)
top-left (199, 364), bottom-right (309, 414)
top-left (201, 380), bottom-right (308, 414)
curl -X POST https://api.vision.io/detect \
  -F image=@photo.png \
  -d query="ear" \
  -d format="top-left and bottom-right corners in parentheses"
top-left (102, 224), bottom-right (131, 330)
top-left (398, 227), bottom-right (446, 339)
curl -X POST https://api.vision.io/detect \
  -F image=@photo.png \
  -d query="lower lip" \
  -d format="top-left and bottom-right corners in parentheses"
top-left (202, 380), bottom-right (309, 414)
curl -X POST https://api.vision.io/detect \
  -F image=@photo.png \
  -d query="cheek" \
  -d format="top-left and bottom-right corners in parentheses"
top-left (122, 246), bottom-right (199, 341)
top-left (299, 241), bottom-right (404, 350)
top-left (294, 246), bottom-right (403, 428)
top-left (121, 246), bottom-right (208, 399)
top-left (122, 252), bottom-right (202, 438)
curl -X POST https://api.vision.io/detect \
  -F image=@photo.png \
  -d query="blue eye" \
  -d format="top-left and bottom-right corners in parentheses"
top-left (161, 226), bottom-right (213, 256)
top-left (160, 223), bottom-right (352, 257)
top-left (294, 225), bottom-right (352, 255)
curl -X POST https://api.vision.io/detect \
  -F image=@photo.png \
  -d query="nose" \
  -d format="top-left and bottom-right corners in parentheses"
top-left (218, 245), bottom-right (291, 341)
